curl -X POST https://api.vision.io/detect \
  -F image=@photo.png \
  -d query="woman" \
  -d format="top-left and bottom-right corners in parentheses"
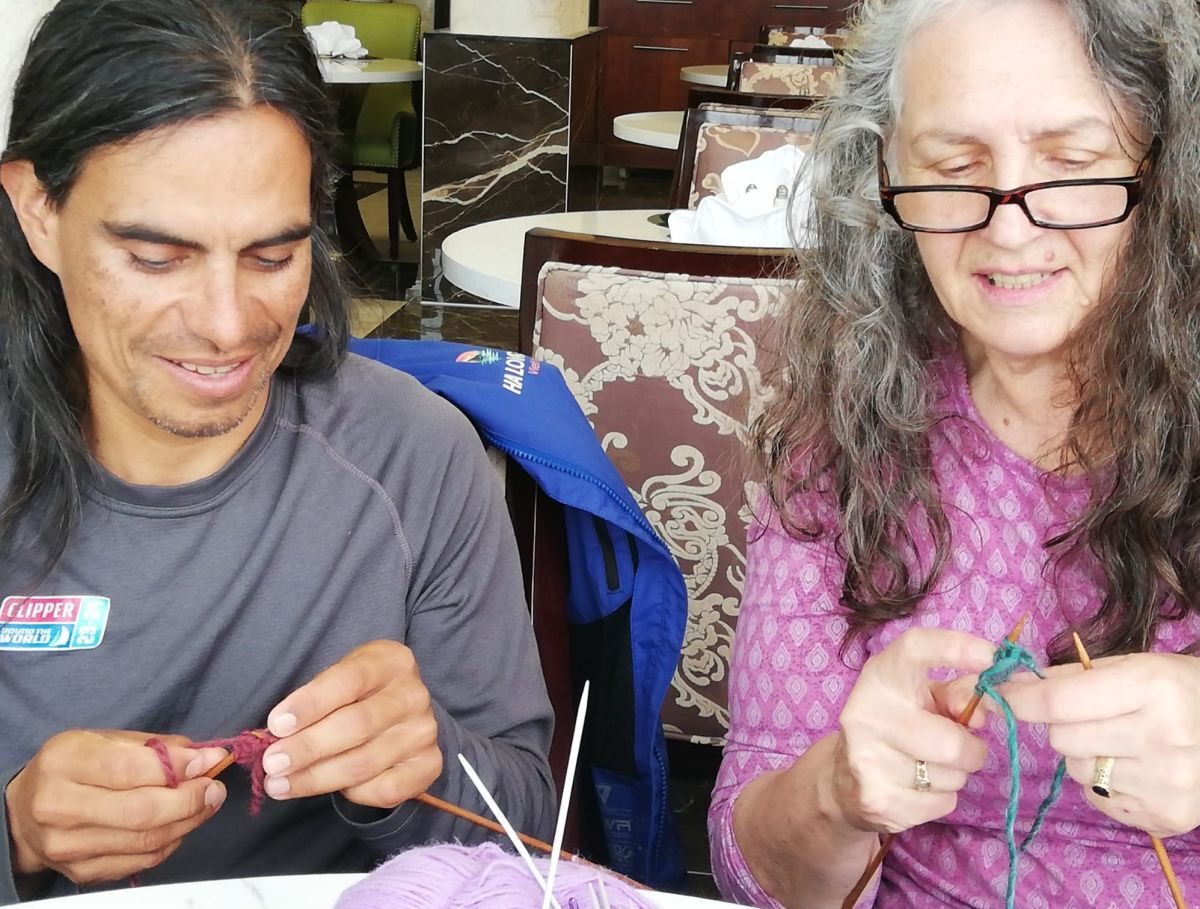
top-left (709, 0), bottom-right (1200, 906)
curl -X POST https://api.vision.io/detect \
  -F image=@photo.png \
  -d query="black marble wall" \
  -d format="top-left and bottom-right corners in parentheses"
top-left (420, 29), bottom-right (602, 302)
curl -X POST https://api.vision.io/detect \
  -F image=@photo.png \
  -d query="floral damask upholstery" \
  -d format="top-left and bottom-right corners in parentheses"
top-left (690, 122), bottom-right (814, 208)
top-left (737, 61), bottom-right (840, 96)
top-left (763, 27), bottom-right (847, 48)
top-left (531, 262), bottom-right (785, 745)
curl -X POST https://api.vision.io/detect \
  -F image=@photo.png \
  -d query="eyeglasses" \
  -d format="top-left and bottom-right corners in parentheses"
top-left (876, 135), bottom-right (1158, 234)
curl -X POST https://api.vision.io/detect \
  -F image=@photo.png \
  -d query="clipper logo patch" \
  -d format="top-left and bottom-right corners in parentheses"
top-left (0, 596), bottom-right (110, 651)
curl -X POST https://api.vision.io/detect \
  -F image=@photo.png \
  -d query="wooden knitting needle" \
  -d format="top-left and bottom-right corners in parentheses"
top-left (418, 791), bottom-right (647, 890)
top-left (200, 732), bottom-right (645, 890)
top-left (415, 791), bottom-right (562, 858)
top-left (202, 733), bottom-right (557, 855)
top-left (201, 727), bottom-right (641, 889)
top-left (203, 752), bottom-right (238, 779)
top-left (1071, 632), bottom-right (1187, 909)
top-left (841, 614), bottom-right (1029, 909)
top-left (202, 729), bottom-right (267, 780)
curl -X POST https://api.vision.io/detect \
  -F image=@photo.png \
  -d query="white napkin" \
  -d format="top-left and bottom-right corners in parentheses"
top-left (668, 144), bottom-right (812, 248)
top-left (789, 34), bottom-right (833, 49)
top-left (304, 21), bottom-right (368, 59)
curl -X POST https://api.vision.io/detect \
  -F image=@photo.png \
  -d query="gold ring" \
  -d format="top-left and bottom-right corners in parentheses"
top-left (1092, 756), bottom-right (1115, 798)
top-left (914, 759), bottom-right (932, 792)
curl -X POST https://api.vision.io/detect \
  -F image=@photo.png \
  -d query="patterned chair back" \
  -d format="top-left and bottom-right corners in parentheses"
top-left (760, 25), bottom-right (849, 48)
top-left (736, 60), bottom-right (840, 96)
top-left (519, 229), bottom-right (791, 745)
top-left (671, 103), bottom-right (819, 210)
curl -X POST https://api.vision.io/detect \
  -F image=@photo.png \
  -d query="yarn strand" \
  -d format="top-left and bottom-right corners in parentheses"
top-left (973, 641), bottom-right (1065, 909)
top-left (144, 729), bottom-right (278, 813)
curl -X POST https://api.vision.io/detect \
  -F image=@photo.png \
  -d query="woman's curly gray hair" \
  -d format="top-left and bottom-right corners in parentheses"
top-left (755, 0), bottom-right (1200, 661)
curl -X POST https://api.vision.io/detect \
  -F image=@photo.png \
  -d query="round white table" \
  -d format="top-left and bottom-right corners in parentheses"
top-left (612, 110), bottom-right (684, 150)
top-left (680, 64), bottom-right (728, 87)
top-left (318, 57), bottom-right (423, 84)
top-left (33, 873), bottom-right (736, 908)
top-left (442, 209), bottom-right (671, 308)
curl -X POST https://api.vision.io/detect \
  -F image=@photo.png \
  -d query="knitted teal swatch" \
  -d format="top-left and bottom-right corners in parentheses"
top-left (973, 640), bottom-right (1067, 909)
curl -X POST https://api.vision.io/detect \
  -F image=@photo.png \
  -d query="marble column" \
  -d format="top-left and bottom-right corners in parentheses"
top-left (420, 28), bottom-right (603, 303)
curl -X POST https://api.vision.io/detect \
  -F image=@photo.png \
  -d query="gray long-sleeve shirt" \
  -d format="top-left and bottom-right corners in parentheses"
top-left (0, 354), bottom-right (556, 903)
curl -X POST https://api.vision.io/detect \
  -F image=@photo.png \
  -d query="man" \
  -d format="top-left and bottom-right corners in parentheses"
top-left (0, 0), bottom-right (555, 902)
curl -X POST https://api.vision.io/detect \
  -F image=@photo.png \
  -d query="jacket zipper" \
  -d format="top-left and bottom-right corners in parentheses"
top-left (479, 430), bottom-right (661, 543)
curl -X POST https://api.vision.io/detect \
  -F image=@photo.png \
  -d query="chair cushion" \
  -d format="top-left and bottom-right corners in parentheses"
top-left (532, 262), bottom-right (785, 745)
top-left (690, 123), bottom-right (812, 207)
top-left (353, 103), bottom-right (418, 169)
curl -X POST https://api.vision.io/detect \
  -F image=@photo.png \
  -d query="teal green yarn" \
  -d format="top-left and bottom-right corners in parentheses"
top-left (973, 641), bottom-right (1066, 909)
top-left (1021, 759), bottom-right (1066, 851)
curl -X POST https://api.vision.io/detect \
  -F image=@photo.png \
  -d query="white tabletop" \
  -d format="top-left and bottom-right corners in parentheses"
top-left (612, 111), bottom-right (684, 150)
top-left (680, 64), bottom-right (728, 87)
top-left (441, 209), bottom-right (672, 308)
top-left (318, 57), bottom-right (423, 84)
top-left (34, 874), bottom-right (737, 908)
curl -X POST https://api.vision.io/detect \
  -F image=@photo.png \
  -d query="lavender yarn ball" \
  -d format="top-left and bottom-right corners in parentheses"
top-left (335, 842), bottom-right (657, 909)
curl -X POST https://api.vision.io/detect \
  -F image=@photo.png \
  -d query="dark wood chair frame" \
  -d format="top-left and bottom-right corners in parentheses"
top-left (685, 85), bottom-right (824, 112)
top-left (668, 103), bottom-right (820, 210)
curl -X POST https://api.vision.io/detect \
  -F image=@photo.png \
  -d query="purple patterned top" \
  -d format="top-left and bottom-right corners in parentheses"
top-left (709, 351), bottom-right (1200, 908)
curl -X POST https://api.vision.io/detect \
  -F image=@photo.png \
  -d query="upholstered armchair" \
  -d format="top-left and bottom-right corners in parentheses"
top-left (519, 229), bottom-right (790, 746)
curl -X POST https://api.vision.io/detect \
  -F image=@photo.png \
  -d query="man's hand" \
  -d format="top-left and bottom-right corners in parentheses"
top-left (261, 640), bottom-right (442, 809)
top-left (5, 731), bottom-right (227, 885)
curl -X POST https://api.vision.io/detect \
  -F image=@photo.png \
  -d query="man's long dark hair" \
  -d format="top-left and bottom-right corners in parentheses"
top-left (0, 0), bottom-right (350, 582)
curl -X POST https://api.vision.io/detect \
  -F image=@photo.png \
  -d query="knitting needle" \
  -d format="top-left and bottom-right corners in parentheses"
top-left (200, 728), bottom-right (560, 856)
top-left (415, 791), bottom-right (561, 857)
top-left (841, 614), bottom-right (1029, 909)
top-left (541, 681), bottom-right (590, 909)
top-left (202, 729), bottom-right (269, 780)
top-left (200, 725), bottom-right (645, 889)
top-left (416, 789), bottom-right (648, 891)
top-left (1071, 633), bottom-right (1187, 909)
top-left (458, 753), bottom-right (565, 909)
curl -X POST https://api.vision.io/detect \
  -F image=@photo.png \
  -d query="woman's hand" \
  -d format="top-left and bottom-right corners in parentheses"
top-left (831, 628), bottom-right (996, 835)
top-left (1001, 652), bottom-right (1200, 838)
top-left (4, 731), bottom-right (227, 885)
top-left (260, 639), bottom-right (442, 809)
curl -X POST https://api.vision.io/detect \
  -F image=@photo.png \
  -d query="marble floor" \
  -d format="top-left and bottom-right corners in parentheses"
top-left (348, 167), bottom-right (721, 900)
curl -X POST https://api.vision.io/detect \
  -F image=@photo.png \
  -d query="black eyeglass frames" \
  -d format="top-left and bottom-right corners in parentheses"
top-left (876, 135), bottom-right (1159, 233)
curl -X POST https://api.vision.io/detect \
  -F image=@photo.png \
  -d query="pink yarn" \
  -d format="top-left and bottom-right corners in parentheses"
top-left (144, 729), bottom-right (278, 814)
top-left (335, 842), bottom-right (657, 909)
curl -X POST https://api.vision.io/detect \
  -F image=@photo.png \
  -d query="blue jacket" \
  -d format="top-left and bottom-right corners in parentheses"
top-left (350, 338), bottom-right (688, 890)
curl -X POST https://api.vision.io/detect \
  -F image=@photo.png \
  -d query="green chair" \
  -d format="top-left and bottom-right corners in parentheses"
top-left (301, 1), bottom-right (421, 259)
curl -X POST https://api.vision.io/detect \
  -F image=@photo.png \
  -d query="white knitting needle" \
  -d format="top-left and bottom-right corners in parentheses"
top-left (457, 752), bottom-right (564, 909)
top-left (540, 680), bottom-right (591, 909)
top-left (586, 876), bottom-right (612, 909)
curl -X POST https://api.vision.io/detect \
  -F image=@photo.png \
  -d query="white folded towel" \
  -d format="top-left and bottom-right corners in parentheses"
top-left (789, 34), bottom-right (833, 49)
top-left (668, 144), bottom-right (813, 248)
top-left (304, 21), bottom-right (368, 59)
